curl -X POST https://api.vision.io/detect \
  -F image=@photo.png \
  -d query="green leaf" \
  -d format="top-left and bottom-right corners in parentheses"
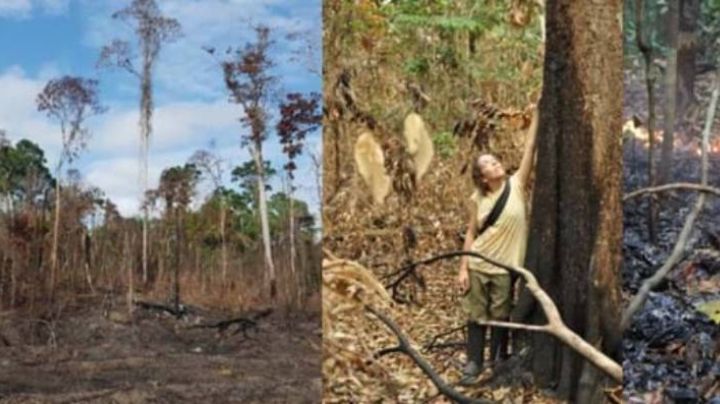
top-left (696, 300), bottom-right (720, 324)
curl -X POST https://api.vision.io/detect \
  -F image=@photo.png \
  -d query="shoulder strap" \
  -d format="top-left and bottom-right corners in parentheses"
top-left (477, 178), bottom-right (511, 235)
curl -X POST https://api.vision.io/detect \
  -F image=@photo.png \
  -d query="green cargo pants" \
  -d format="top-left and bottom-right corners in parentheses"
top-left (461, 270), bottom-right (511, 322)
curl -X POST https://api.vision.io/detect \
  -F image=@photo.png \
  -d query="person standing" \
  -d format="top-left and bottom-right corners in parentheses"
top-left (457, 106), bottom-right (539, 385)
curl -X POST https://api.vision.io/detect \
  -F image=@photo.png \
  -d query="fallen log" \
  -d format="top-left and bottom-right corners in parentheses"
top-left (134, 300), bottom-right (187, 318)
top-left (188, 308), bottom-right (273, 338)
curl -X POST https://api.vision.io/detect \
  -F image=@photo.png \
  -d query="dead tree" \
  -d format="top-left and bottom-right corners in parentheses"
top-left (36, 76), bottom-right (105, 302)
top-left (98, 0), bottom-right (182, 285)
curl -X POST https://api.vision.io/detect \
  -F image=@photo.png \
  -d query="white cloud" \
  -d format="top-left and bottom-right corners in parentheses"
top-left (0, 0), bottom-right (69, 18)
top-left (2, 1), bottom-right (323, 219)
top-left (0, 66), bottom-right (62, 165)
top-left (84, 145), bottom-right (252, 217)
top-left (0, 0), bottom-right (31, 17)
top-left (37, 0), bottom-right (69, 14)
top-left (85, 0), bottom-right (321, 100)
top-left (92, 100), bottom-right (241, 155)
top-left (0, 66), bottom-right (320, 218)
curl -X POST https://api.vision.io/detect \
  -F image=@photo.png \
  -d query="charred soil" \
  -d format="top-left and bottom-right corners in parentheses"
top-left (0, 296), bottom-right (321, 403)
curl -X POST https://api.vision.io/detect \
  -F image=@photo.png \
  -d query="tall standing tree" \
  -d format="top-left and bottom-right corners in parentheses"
top-left (219, 26), bottom-right (280, 300)
top-left (98, 0), bottom-right (182, 285)
top-left (36, 76), bottom-right (105, 301)
top-left (518, 1), bottom-right (623, 402)
top-left (277, 92), bottom-right (321, 285)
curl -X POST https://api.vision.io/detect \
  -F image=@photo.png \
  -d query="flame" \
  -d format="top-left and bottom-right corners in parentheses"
top-left (623, 119), bottom-right (720, 155)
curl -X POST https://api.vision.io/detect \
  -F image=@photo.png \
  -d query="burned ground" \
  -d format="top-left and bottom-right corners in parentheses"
top-left (0, 296), bottom-right (321, 403)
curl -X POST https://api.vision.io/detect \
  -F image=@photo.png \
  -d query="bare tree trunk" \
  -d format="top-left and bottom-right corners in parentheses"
top-left (288, 182), bottom-right (302, 305)
top-left (310, 150), bottom-right (323, 212)
top-left (140, 46), bottom-right (153, 286)
top-left (50, 169), bottom-right (61, 301)
top-left (635, 0), bottom-right (658, 244)
top-left (520, 1), bottom-right (623, 401)
top-left (220, 196), bottom-right (228, 284)
top-left (173, 208), bottom-right (182, 316)
top-left (660, 0), bottom-right (679, 185)
top-left (251, 144), bottom-right (276, 300)
top-left (83, 231), bottom-right (95, 294)
top-left (125, 230), bottom-right (133, 316)
top-left (289, 185), bottom-right (297, 276)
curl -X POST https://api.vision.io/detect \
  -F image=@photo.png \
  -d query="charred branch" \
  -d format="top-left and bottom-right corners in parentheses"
top-left (187, 308), bottom-right (273, 338)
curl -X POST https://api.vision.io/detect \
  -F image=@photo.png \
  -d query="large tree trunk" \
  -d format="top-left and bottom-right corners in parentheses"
top-left (251, 144), bottom-right (277, 300)
top-left (677, 0), bottom-right (700, 120)
top-left (522, 1), bottom-right (623, 402)
top-left (659, 0), bottom-right (679, 185)
top-left (140, 46), bottom-right (153, 286)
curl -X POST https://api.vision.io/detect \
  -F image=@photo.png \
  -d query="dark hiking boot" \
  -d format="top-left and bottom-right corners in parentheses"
top-left (459, 322), bottom-right (486, 386)
top-left (459, 360), bottom-right (481, 386)
top-left (489, 327), bottom-right (509, 365)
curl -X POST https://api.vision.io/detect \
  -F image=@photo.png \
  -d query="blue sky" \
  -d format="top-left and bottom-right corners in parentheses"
top-left (0, 0), bottom-right (322, 218)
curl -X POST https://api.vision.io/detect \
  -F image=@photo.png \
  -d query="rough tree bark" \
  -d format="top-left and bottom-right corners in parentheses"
top-left (660, 0), bottom-right (679, 185)
top-left (519, 1), bottom-right (623, 402)
top-left (677, 0), bottom-right (700, 120)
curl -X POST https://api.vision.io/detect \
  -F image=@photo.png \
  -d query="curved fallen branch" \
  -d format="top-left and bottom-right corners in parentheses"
top-left (423, 324), bottom-right (466, 352)
top-left (384, 251), bottom-right (623, 382)
top-left (620, 194), bottom-right (705, 331)
top-left (623, 183), bottom-right (720, 201)
top-left (621, 70), bottom-right (719, 331)
top-left (366, 305), bottom-right (492, 404)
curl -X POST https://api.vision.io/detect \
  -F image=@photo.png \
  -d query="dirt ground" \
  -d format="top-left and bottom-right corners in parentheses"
top-left (0, 296), bottom-right (322, 403)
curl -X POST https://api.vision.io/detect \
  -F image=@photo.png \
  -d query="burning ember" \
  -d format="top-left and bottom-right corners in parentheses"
top-left (623, 119), bottom-right (720, 156)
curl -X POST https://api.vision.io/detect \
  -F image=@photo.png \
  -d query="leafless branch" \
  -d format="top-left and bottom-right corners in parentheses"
top-left (623, 183), bottom-right (720, 201)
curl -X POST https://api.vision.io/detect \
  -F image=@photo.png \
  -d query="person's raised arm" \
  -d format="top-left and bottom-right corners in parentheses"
top-left (516, 106), bottom-right (539, 187)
